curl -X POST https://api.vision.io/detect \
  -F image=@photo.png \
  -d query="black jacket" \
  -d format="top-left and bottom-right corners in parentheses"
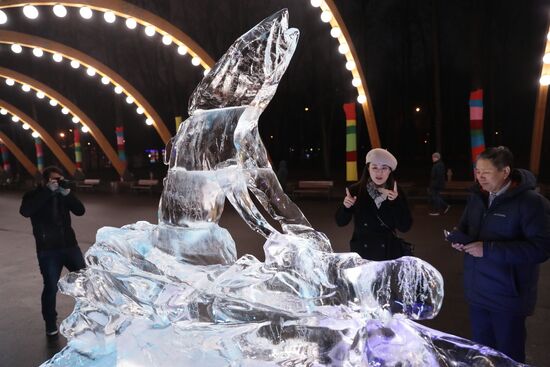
top-left (20, 186), bottom-right (85, 252)
top-left (457, 169), bottom-right (550, 315)
top-left (335, 184), bottom-right (412, 260)
top-left (430, 160), bottom-right (446, 190)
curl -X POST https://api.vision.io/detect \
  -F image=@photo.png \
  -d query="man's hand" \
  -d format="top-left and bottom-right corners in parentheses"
top-left (46, 179), bottom-right (59, 192)
top-left (463, 241), bottom-right (484, 257)
top-left (343, 188), bottom-right (357, 208)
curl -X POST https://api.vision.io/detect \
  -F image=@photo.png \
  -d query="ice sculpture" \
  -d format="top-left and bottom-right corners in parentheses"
top-left (42, 10), bottom-right (527, 367)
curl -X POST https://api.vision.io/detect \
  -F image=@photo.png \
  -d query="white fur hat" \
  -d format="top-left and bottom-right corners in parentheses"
top-left (365, 148), bottom-right (397, 171)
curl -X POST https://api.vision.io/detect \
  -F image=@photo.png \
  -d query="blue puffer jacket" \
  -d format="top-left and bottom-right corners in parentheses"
top-left (457, 169), bottom-right (550, 316)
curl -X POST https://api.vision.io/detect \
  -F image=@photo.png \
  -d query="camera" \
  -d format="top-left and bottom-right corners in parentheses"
top-left (55, 178), bottom-right (72, 189)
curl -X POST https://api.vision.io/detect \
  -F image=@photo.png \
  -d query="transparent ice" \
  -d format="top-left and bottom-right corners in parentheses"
top-left (42, 10), bottom-right (526, 367)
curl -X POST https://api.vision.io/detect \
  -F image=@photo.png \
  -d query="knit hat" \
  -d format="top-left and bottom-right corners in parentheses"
top-left (365, 148), bottom-right (397, 171)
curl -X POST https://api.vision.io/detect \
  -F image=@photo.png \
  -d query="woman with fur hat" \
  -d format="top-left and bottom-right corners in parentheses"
top-left (335, 148), bottom-right (412, 260)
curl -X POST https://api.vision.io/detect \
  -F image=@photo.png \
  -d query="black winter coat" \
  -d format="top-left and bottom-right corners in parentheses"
top-left (20, 186), bottom-right (85, 252)
top-left (335, 184), bottom-right (412, 261)
top-left (457, 169), bottom-right (550, 315)
top-left (430, 160), bottom-right (446, 190)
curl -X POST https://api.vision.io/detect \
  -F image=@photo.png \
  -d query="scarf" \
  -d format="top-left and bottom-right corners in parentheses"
top-left (367, 180), bottom-right (387, 209)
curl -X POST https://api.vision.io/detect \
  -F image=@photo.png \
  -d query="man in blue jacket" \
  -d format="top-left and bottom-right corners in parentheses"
top-left (450, 146), bottom-right (550, 363)
top-left (20, 166), bottom-right (86, 338)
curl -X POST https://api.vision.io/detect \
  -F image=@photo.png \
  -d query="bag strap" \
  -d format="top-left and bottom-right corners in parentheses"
top-left (376, 214), bottom-right (396, 236)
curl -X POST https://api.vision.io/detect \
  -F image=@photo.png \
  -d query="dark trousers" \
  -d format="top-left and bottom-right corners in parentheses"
top-left (37, 246), bottom-right (86, 329)
top-left (469, 305), bottom-right (526, 363)
top-left (429, 188), bottom-right (448, 211)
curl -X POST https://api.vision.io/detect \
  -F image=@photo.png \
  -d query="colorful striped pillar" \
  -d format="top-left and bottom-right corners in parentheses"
top-left (469, 89), bottom-right (485, 166)
top-left (115, 126), bottom-right (126, 162)
top-left (74, 127), bottom-right (82, 169)
top-left (343, 103), bottom-right (358, 181)
top-left (34, 137), bottom-right (44, 172)
top-left (0, 142), bottom-right (11, 173)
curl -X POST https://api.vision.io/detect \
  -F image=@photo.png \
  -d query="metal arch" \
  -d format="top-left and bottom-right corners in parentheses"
top-left (0, 130), bottom-right (38, 175)
top-left (322, 0), bottom-right (381, 148)
top-left (0, 66), bottom-right (126, 176)
top-left (0, 99), bottom-right (77, 174)
top-left (0, 0), bottom-right (215, 69)
top-left (0, 30), bottom-right (173, 144)
top-left (530, 25), bottom-right (550, 176)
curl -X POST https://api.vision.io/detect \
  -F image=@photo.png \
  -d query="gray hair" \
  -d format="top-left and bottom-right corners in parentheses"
top-left (432, 152), bottom-right (441, 160)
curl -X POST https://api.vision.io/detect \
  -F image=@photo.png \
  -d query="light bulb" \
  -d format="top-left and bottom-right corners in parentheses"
top-left (36, 91), bottom-right (45, 99)
top-left (0, 108), bottom-right (6, 115)
top-left (11, 44), bottom-right (22, 53)
top-left (5, 78), bottom-right (14, 86)
top-left (144, 25), bottom-right (156, 37)
top-left (70, 60), bottom-right (80, 69)
top-left (32, 48), bottom-right (44, 57)
top-left (11, 116), bottom-right (19, 122)
top-left (330, 27), bottom-right (341, 38)
top-left (103, 11), bottom-right (116, 23)
top-left (540, 75), bottom-right (550, 86)
top-left (125, 96), bottom-right (134, 104)
top-left (23, 5), bottom-right (39, 19)
top-left (72, 116), bottom-right (80, 123)
top-left (203, 69), bottom-right (210, 76)
top-left (125, 18), bottom-right (137, 29)
top-left (22, 123), bottom-right (30, 130)
top-left (0, 10), bottom-right (7, 25)
top-left (136, 107), bottom-right (144, 114)
top-left (345, 60), bottom-right (356, 70)
top-left (61, 107), bottom-right (69, 115)
top-left (352, 78), bottom-right (361, 87)
top-left (145, 118), bottom-right (153, 125)
top-left (86, 67), bottom-right (96, 76)
top-left (79, 7), bottom-right (93, 19)
top-left (543, 53), bottom-right (550, 64)
top-left (320, 11), bottom-right (332, 23)
top-left (162, 35), bottom-right (173, 45)
top-left (81, 126), bottom-right (89, 133)
top-left (177, 45), bottom-right (188, 55)
top-left (310, 0), bottom-right (322, 7)
top-left (114, 86), bottom-right (123, 94)
top-left (52, 53), bottom-right (63, 62)
top-left (31, 131), bottom-right (39, 138)
top-left (49, 99), bottom-right (58, 107)
top-left (101, 76), bottom-right (110, 85)
top-left (21, 84), bottom-right (31, 92)
top-left (357, 95), bottom-right (367, 104)
top-left (338, 44), bottom-right (349, 54)
top-left (52, 5), bottom-right (67, 18)
top-left (191, 57), bottom-right (201, 66)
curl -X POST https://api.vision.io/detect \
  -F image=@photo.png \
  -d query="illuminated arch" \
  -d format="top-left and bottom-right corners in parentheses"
top-left (0, 66), bottom-right (126, 176)
top-left (530, 26), bottom-right (550, 175)
top-left (0, 1), bottom-right (382, 147)
top-left (0, 99), bottom-right (76, 174)
top-left (0, 0), bottom-right (215, 69)
top-left (0, 130), bottom-right (38, 175)
top-left (0, 30), bottom-right (172, 143)
top-left (308, 0), bottom-right (380, 147)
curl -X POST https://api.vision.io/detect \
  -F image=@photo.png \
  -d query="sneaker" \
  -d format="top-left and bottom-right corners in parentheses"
top-left (443, 205), bottom-right (451, 215)
top-left (428, 212), bottom-right (440, 216)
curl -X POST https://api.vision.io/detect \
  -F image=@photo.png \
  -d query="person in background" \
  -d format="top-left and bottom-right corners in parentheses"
top-left (429, 152), bottom-right (450, 216)
top-left (450, 146), bottom-right (550, 363)
top-left (335, 148), bottom-right (412, 260)
top-left (19, 166), bottom-right (86, 339)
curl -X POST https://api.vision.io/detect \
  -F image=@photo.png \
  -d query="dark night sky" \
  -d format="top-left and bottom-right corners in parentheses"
top-left (0, 0), bottom-right (549, 182)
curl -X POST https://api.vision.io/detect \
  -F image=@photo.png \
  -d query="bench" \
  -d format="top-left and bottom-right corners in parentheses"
top-left (130, 179), bottom-right (159, 194)
top-left (76, 179), bottom-right (100, 191)
top-left (439, 181), bottom-right (473, 200)
top-left (292, 180), bottom-right (334, 199)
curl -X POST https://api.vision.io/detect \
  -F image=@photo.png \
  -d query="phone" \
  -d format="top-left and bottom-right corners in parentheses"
top-left (443, 229), bottom-right (473, 244)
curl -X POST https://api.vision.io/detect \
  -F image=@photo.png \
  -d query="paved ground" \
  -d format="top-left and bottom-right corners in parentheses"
top-left (0, 191), bottom-right (548, 366)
